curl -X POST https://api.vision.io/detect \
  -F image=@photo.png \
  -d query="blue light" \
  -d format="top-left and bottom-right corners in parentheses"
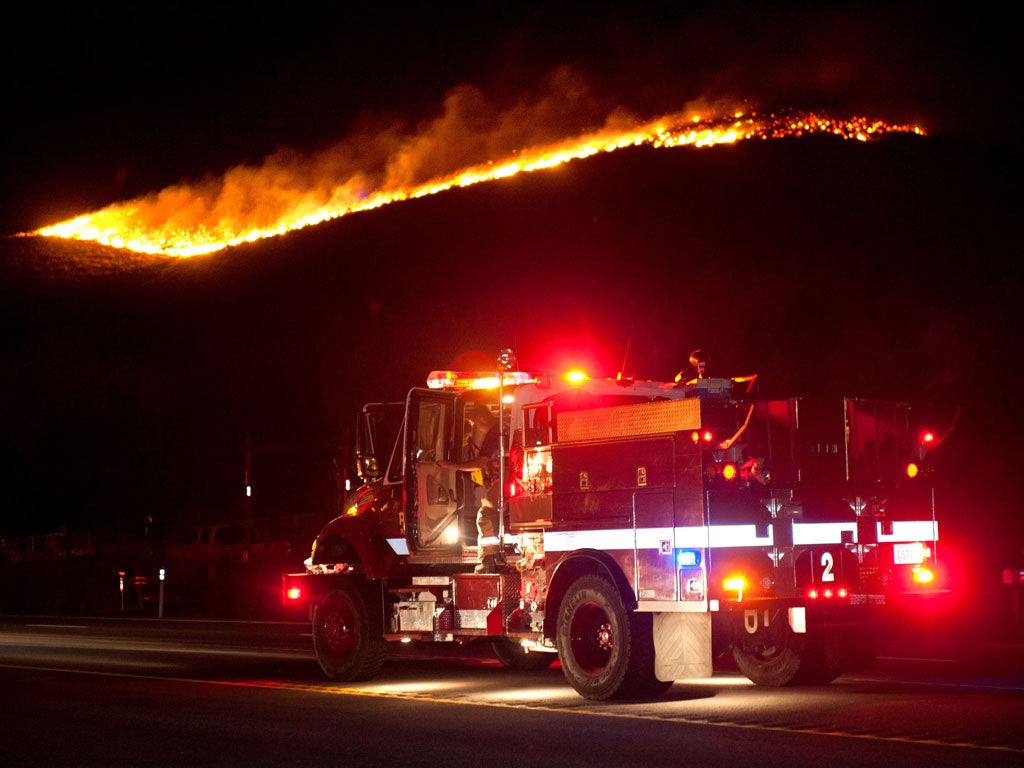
top-left (676, 549), bottom-right (701, 568)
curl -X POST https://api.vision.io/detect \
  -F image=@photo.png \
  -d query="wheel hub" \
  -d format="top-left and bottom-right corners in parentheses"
top-left (570, 602), bottom-right (614, 673)
top-left (324, 611), bottom-right (353, 653)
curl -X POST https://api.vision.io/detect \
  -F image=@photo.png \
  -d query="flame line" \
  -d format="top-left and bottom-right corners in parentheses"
top-left (34, 109), bottom-right (923, 258)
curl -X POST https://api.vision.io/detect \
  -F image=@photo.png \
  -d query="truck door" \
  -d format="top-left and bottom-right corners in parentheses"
top-left (404, 388), bottom-right (461, 552)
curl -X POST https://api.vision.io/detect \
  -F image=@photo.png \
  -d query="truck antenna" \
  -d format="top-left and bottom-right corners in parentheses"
top-left (618, 337), bottom-right (632, 377)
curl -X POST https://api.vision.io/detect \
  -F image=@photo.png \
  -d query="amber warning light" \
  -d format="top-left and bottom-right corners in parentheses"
top-left (32, 109), bottom-right (923, 258)
top-left (912, 567), bottom-right (936, 585)
top-left (426, 370), bottom-right (543, 390)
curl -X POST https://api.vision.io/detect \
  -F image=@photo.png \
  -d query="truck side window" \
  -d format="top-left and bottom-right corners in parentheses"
top-left (416, 401), bottom-right (443, 463)
top-left (215, 525), bottom-right (245, 545)
top-left (524, 403), bottom-right (553, 446)
top-left (522, 403), bottom-right (554, 494)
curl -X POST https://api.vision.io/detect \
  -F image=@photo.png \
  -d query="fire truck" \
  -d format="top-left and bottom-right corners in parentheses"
top-left (282, 350), bottom-right (944, 700)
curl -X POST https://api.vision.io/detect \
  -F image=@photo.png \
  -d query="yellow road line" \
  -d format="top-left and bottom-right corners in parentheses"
top-left (2, 663), bottom-right (1019, 755)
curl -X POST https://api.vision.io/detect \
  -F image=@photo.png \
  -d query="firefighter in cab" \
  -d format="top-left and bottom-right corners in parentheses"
top-left (440, 403), bottom-right (505, 573)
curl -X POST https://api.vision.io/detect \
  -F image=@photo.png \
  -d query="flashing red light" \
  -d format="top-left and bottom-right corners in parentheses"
top-left (286, 586), bottom-right (302, 601)
top-left (702, 431), bottom-right (714, 443)
top-left (807, 585), bottom-right (849, 600)
top-left (920, 431), bottom-right (936, 445)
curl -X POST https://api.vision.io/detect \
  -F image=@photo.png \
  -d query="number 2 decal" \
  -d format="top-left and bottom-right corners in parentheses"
top-left (820, 551), bottom-right (836, 582)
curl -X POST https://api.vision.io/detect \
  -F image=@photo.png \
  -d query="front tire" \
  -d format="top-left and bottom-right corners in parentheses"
top-left (491, 638), bottom-right (556, 671)
top-left (556, 574), bottom-right (672, 700)
top-left (312, 579), bottom-right (386, 681)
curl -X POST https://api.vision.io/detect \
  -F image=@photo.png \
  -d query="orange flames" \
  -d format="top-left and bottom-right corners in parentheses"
top-left (34, 108), bottom-right (923, 258)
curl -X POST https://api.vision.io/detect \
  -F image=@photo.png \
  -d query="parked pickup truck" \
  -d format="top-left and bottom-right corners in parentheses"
top-left (162, 522), bottom-right (291, 585)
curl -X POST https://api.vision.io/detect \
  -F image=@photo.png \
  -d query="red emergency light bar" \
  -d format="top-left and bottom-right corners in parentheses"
top-left (426, 370), bottom-right (545, 390)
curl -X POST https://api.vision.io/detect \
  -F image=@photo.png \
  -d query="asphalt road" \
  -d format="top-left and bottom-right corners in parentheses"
top-left (1, 616), bottom-right (1022, 767)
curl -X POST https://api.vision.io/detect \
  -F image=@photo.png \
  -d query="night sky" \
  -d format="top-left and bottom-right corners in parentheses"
top-left (1, 4), bottom-right (1019, 623)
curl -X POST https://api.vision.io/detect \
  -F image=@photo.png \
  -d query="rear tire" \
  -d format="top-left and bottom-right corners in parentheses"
top-left (312, 579), bottom-right (386, 681)
top-left (491, 638), bottom-right (556, 671)
top-left (731, 609), bottom-right (839, 686)
top-left (556, 574), bottom-right (672, 700)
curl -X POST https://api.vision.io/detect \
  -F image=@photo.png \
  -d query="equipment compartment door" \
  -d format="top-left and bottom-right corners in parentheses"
top-left (634, 491), bottom-right (678, 602)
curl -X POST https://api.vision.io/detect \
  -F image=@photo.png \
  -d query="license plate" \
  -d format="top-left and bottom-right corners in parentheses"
top-left (893, 542), bottom-right (926, 565)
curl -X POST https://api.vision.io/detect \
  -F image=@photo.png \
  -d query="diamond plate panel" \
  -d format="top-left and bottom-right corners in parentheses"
top-left (557, 399), bottom-right (702, 443)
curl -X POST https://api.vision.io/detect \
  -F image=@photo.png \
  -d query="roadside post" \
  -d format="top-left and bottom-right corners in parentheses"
top-left (1003, 567), bottom-right (1023, 641)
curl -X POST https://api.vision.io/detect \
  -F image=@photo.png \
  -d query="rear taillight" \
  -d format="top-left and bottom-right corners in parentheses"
top-left (706, 462), bottom-right (739, 482)
top-left (806, 586), bottom-right (849, 600)
top-left (282, 574), bottom-right (305, 605)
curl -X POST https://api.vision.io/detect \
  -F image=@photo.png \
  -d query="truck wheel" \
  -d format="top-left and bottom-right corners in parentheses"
top-left (312, 580), bottom-right (386, 682)
top-left (556, 574), bottom-right (671, 700)
top-left (731, 610), bottom-right (839, 686)
top-left (491, 638), bottom-right (556, 671)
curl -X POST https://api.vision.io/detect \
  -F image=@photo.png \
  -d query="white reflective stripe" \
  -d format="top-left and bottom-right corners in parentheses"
top-left (542, 520), bottom-right (939, 553)
top-left (704, 525), bottom-right (772, 548)
top-left (544, 529), bottom-right (635, 552)
top-left (545, 526), bottom-right (770, 552)
top-left (635, 527), bottom-right (675, 548)
top-left (879, 519), bottom-right (938, 542)
top-left (792, 522), bottom-right (855, 545)
top-left (673, 527), bottom-right (710, 549)
top-left (387, 538), bottom-right (409, 555)
top-left (478, 536), bottom-right (501, 546)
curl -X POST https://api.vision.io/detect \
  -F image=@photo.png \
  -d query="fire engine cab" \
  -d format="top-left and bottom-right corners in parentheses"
top-left (282, 350), bottom-right (943, 700)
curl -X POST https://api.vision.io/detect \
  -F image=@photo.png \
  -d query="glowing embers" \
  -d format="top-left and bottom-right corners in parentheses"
top-left (34, 109), bottom-right (925, 257)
